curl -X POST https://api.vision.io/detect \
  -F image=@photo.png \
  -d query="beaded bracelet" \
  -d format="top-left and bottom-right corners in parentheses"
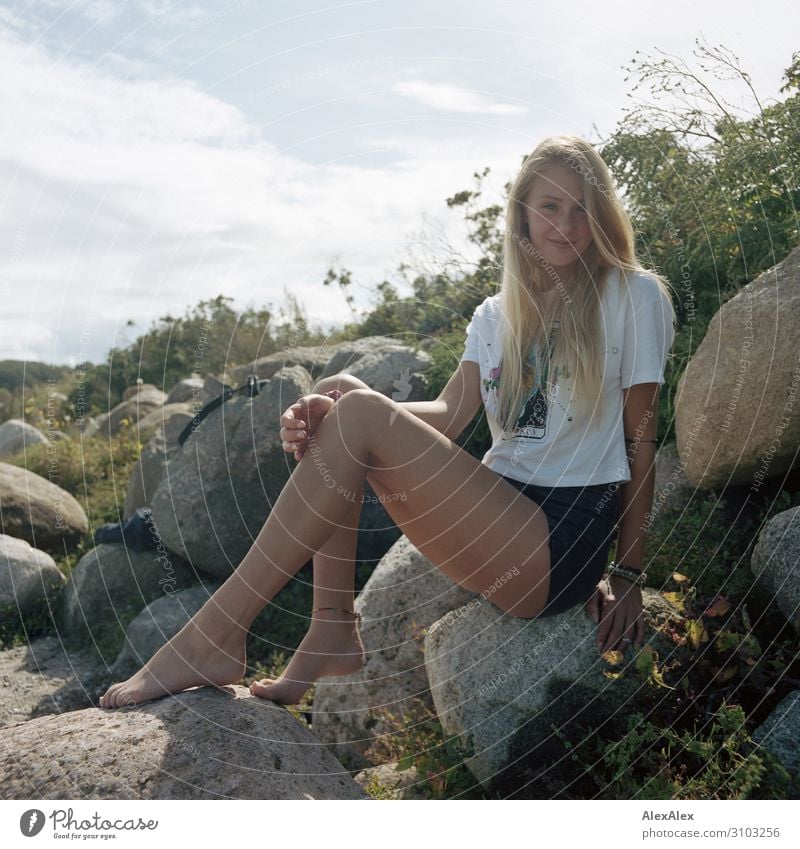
top-left (607, 561), bottom-right (647, 587)
top-left (624, 436), bottom-right (659, 444)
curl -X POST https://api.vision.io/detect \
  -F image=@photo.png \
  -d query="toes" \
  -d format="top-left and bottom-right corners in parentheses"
top-left (249, 679), bottom-right (276, 698)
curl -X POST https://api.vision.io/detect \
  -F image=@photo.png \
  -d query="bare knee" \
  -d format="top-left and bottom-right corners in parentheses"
top-left (312, 373), bottom-right (371, 396)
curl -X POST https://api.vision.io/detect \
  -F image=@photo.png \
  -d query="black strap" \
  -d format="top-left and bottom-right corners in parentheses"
top-left (177, 374), bottom-right (269, 447)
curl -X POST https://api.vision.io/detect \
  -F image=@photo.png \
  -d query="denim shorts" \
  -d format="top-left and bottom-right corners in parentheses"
top-left (495, 472), bottom-right (621, 617)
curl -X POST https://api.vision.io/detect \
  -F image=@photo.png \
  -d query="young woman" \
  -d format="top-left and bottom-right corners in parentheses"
top-left (99, 135), bottom-right (676, 710)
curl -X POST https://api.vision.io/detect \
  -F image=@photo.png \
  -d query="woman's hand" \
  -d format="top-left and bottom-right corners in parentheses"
top-left (584, 575), bottom-right (644, 655)
top-left (279, 393), bottom-right (336, 461)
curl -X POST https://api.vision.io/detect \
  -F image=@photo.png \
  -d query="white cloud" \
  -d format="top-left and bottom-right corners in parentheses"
top-left (0, 29), bottom-right (521, 366)
top-left (392, 79), bottom-right (528, 115)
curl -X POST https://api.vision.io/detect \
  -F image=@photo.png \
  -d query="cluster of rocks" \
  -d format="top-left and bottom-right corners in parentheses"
top-left (1, 335), bottom-right (433, 799)
top-left (3, 247), bottom-right (800, 798)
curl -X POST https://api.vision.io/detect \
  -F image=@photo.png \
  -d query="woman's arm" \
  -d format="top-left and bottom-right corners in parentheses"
top-left (397, 360), bottom-right (482, 440)
top-left (615, 381), bottom-right (661, 572)
top-left (592, 381), bottom-right (660, 653)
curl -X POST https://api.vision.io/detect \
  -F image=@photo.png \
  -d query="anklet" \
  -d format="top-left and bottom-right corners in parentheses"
top-left (312, 606), bottom-right (362, 622)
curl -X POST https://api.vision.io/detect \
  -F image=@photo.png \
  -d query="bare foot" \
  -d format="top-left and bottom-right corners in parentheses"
top-left (250, 608), bottom-right (364, 705)
top-left (98, 618), bottom-right (247, 709)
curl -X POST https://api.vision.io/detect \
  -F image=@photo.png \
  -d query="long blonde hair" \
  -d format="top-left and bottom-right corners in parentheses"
top-left (496, 135), bottom-right (675, 433)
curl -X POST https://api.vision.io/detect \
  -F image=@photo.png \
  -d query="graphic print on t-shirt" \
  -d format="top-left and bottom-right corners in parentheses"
top-left (485, 319), bottom-right (571, 440)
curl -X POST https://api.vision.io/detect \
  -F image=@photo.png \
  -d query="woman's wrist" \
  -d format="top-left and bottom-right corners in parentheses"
top-left (607, 560), bottom-right (647, 587)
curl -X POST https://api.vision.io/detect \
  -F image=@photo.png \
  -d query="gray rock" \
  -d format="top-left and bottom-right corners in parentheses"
top-left (84, 391), bottom-right (167, 440)
top-left (135, 402), bottom-right (194, 439)
top-left (0, 534), bottom-right (65, 616)
top-left (122, 383), bottom-right (167, 403)
top-left (752, 691), bottom-right (800, 774)
top-left (751, 505), bottom-right (800, 632)
top-left (0, 685), bottom-right (368, 799)
top-left (0, 462), bottom-right (89, 552)
top-left (0, 635), bottom-right (100, 726)
top-left (110, 582), bottom-right (223, 679)
top-left (123, 410), bottom-right (195, 520)
top-left (166, 377), bottom-right (205, 405)
top-left (675, 245), bottom-right (800, 488)
top-left (0, 418), bottom-right (49, 457)
top-left (423, 588), bottom-right (681, 792)
top-left (320, 338), bottom-right (431, 400)
top-left (227, 345), bottom-right (332, 384)
top-left (149, 366), bottom-right (313, 577)
top-left (61, 544), bottom-right (199, 651)
top-left (312, 535), bottom-right (476, 768)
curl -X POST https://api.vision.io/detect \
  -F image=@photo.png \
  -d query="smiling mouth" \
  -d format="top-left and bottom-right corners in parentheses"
top-left (549, 239), bottom-right (573, 247)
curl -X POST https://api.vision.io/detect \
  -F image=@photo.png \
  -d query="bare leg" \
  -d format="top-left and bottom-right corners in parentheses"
top-left (99, 388), bottom-right (552, 709)
top-left (249, 491), bottom-right (366, 704)
top-left (249, 374), bottom-right (372, 704)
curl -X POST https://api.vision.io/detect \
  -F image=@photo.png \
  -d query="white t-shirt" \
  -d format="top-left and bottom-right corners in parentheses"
top-left (460, 266), bottom-right (674, 486)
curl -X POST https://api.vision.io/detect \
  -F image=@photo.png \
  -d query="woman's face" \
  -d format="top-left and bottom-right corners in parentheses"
top-left (522, 163), bottom-right (593, 274)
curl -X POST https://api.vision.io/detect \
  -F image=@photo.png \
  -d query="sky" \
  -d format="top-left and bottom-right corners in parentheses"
top-left (0, 0), bottom-right (797, 367)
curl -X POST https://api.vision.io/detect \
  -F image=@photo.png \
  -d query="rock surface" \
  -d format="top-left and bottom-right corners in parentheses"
top-left (0, 461), bottom-right (89, 552)
top-left (149, 366), bottom-right (312, 577)
top-left (123, 409), bottom-right (195, 520)
top-left (752, 690), bottom-right (800, 775)
top-left (0, 636), bottom-right (99, 726)
top-left (166, 377), bottom-right (205, 405)
top-left (0, 685), bottom-right (368, 799)
top-left (0, 418), bottom-right (49, 457)
top-left (319, 337), bottom-right (431, 399)
top-left (423, 588), bottom-right (682, 792)
top-left (61, 544), bottom-right (199, 648)
top-left (0, 534), bottom-right (66, 616)
top-left (312, 535), bottom-right (476, 768)
top-left (750, 505), bottom-right (800, 632)
top-left (675, 245), bottom-right (800, 488)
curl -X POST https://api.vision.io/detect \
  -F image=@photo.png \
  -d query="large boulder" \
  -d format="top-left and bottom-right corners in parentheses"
top-left (227, 345), bottom-right (331, 384)
top-left (423, 589), bottom-right (682, 793)
top-left (110, 581), bottom-right (223, 680)
top-left (675, 246), bottom-right (800, 489)
top-left (319, 337), bottom-right (431, 400)
top-left (750, 505), bottom-right (800, 632)
top-left (0, 635), bottom-right (99, 726)
top-left (123, 409), bottom-right (195, 520)
top-left (61, 544), bottom-right (199, 654)
top-left (0, 462), bottom-right (89, 552)
top-left (229, 336), bottom-right (432, 400)
top-left (148, 366), bottom-right (312, 577)
top-left (0, 686), bottom-right (368, 799)
top-left (0, 418), bottom-right (49, 457)
top-left (0, 534), bottom-right (65, 617)
top-left (312, 535), bottom-right (476, 768)
top-left (752, 690), bottom-right (800, 775)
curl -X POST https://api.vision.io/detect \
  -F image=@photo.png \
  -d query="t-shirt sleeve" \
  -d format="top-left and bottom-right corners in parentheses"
top-left (621, 274), bottom-right (675, 389)
top-left (460, 307), bottom-right (481, 363)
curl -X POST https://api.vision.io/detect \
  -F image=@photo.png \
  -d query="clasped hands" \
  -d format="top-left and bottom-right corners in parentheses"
top-left (584, 575), bottom-right (644, 656)
top-left (279, 393), bottom-right (337, 461)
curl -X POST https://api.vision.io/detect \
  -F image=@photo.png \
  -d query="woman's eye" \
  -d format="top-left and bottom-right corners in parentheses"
top-left (543, 203), bottom-right (557, 210)
top-left (576, 206), bottom-right (587, 214)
